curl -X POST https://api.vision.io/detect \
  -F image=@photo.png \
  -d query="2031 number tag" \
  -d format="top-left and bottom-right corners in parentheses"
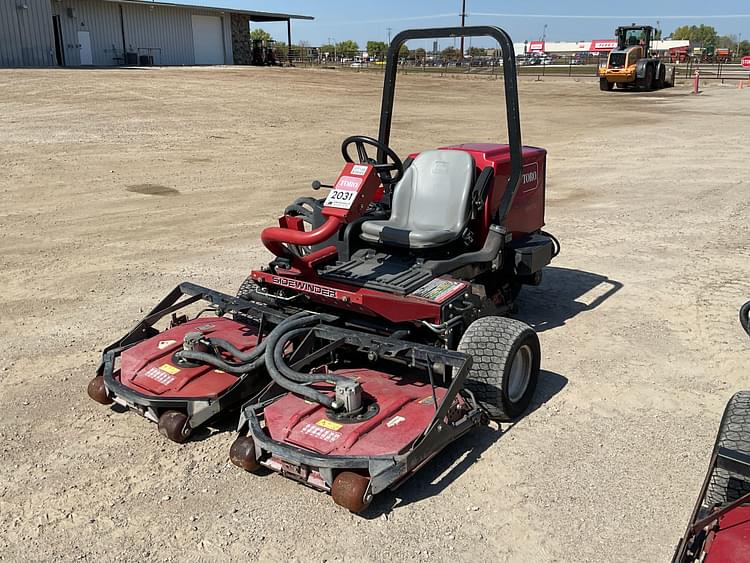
top-left (324, 176), bottom-right (363, 209)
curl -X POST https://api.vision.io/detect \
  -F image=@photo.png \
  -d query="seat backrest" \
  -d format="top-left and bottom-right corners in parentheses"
top-left (390, 149), bottom-right (475, 234)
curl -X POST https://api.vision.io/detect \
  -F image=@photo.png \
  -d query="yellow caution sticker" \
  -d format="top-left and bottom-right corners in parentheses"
top-left (316, 419), bottom-right (343, 431)
top-left (159, 364), bottom-right (181, 375)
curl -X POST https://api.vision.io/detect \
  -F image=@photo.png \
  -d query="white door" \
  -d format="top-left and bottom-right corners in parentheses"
top-left (192, 15), bottom-right (224, 65)
top-left (78, 31), bottom-right (92, 65)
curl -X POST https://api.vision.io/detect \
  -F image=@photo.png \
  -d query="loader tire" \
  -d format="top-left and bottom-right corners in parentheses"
top-left (705, 391), bottom-right (750, 508)
top-left (640, 65), bottom-right (654, 91)
top-left (599, 77), bottom-right (613, 91)
top-left (654, 65), bottom-right (665, 89)
top-left (458, 316), bottom-right (540, 421)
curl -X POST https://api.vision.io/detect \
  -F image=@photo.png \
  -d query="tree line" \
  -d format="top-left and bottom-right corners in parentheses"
top-left (250, 24), bottom-right (750, 61)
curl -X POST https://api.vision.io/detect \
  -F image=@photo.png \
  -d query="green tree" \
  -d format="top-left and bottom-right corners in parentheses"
top-left (468, 46), bottom-right (487, 57)
top-left (441, 46), bottom-right (459, 60)
top-left (319, 43), bottom-right (336, 59)
top-left (366, 41), bottom-right (388, 59)
top-left (739, 40), bottom-right (750, 56)
top-left (415, 47), bottom-right (427, 61)
top-left (336, 39), bottom-right (359, 57)
top-left (250, 28), bottom-right (272, 42)
top-left (399, 44), bottom-right (410, 59)
top-left (671, 24), bottom-right (719, 47)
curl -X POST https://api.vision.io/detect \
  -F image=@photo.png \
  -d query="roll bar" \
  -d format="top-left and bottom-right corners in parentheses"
top-left (378, 26), bottom-right (523, 223)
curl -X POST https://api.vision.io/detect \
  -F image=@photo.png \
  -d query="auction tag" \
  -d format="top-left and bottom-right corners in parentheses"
top-left (324, 176), bottom-right (362, 210)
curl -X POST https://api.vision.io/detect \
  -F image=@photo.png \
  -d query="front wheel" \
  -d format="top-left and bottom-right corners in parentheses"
top-left (458, 316), bottom-right (540, 421)
top-left (599, 77), bottom-right (614, 91)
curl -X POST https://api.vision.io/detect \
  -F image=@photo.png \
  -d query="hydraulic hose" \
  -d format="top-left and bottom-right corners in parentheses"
top-left (271, 327), bottom-right (350, 384)
top-left (262, 314), bottom-right (353, 409)
top-left (741, 301), bottom-right (750, 338)
top-left (173, 311), bottom-right (310, 373)
top-left (176, 350), bottom-right (264, 374)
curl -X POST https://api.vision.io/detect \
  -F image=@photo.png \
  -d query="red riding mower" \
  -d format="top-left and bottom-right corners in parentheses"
top-left (672, 301), bottom-right (750, 562)
top-left (87, 25), bottom-right (558, 512)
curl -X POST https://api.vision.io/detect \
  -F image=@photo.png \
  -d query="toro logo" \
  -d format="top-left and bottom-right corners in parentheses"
top-left (335, 176), bottom-right (362, 190)
top-left (520, 163), bottom-right (539, 193)
top-left (271, 276), bottom-right (338, 298)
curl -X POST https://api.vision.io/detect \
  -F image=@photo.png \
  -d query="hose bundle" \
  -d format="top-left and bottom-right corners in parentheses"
top-left (175, 312), bottom-right (354, 409)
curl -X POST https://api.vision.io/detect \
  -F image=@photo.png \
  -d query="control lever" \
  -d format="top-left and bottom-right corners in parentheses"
top-left (311, 180), bottom-right (333, 190)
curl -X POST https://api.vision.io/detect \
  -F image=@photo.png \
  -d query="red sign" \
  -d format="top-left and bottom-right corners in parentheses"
top-left (590, 39), bottom-right (618, 52)
top-left (742, 56), bottom-right (750, 68)
top-left (528, 41), bottom-right (545, 52)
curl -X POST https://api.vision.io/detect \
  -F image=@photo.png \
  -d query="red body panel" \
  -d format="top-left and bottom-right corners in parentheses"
top-left (118, 318), bottom-right (257, 398)
top-left (252, 270), bottom-right (467, 324)
top-left (263, 368), bottom-right (449, 456)
top-left (439, 143), bottom-right (547, 242)
top-left (705, 506), bottom-right (750, 562)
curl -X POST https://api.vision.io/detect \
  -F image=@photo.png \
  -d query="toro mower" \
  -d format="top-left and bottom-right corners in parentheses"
top-left (225, 25), bottom-right (559, 512)
top-left (87, 24), bottom-right (558, 511)
top-left (672, 301), bottom-right (750, 562)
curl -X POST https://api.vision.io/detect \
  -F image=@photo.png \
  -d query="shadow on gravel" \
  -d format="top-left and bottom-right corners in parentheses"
top-left (361, 369), bottom-right (568, 518)
top-left (515, 266), bottom-right (622, 332)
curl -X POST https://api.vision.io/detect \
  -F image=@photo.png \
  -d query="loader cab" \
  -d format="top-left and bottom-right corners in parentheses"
top-left (615, 25), bottom-right (653, 57)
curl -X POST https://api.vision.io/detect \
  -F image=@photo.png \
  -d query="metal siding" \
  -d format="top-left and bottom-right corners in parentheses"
top-left (0, 0), bottom-right (54, 67)
top-left (1, 0), bottom-right (233, 67)
top-left (53, 0), bottom-right (123, 66)
top-left (122, 3), bottom-right (195, 65)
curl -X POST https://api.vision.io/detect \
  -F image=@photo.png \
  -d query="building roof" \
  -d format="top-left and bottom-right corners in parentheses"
top-left (102, 0), bottom-right (314, 20)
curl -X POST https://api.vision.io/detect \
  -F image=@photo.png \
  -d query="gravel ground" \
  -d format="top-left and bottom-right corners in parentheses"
top-left (0, 67), bottom-right (749, 562)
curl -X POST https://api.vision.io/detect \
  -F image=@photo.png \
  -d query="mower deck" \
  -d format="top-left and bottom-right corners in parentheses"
top-left (91, 283), bottom-right (291, 442)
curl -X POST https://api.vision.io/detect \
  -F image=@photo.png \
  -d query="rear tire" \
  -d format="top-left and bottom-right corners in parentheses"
top-left (458, 316), bottom-right (540, 421)
top-left (599, 77), bottom-right (614, 91)
top-left (705, 391), bottom-right (750, 508)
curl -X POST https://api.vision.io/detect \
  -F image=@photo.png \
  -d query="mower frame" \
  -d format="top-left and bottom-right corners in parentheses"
top-left (97, 283), bottom-right (304, 428)
top-left (236, 322), bottom-right (483, 496)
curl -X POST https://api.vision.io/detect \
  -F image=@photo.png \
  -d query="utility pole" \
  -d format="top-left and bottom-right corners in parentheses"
top-left (459, 0), bottom-right (466, 59)
top-left (387, 27), bottom-right (392, 45)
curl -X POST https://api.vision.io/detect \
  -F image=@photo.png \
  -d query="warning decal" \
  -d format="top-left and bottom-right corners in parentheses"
top-left (143, 366), bottom-right (176, 386)
top-left (301, 423), bottom-right (341, 443)
top-left (159, 364), bottom-right (181, 375)
top-left (316, 418), bottom-right (343, 431)
top-left (410, 278), bottom-right (466, 303)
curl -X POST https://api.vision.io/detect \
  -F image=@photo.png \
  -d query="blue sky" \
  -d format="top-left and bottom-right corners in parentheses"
top-left (182, 0), bottom-right (750, 46)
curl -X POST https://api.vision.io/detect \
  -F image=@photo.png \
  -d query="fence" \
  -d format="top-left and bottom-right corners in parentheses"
top-left (283, 47), bottom-right (750, 82)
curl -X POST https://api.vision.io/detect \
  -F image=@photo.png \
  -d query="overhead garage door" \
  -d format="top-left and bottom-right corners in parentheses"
top-left (192, 15), bottom-right (224, 64)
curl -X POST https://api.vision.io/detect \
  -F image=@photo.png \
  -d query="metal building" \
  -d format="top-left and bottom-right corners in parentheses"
top-left (0, 0), bottom-right (312, 67)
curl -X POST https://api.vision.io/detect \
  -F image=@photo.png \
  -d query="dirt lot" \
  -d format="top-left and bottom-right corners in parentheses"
top-left (0, 67), bottom-right (748, 562)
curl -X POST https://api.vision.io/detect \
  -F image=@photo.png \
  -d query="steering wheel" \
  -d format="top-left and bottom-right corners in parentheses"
top-left (341, 135), bottom-right (404, 184)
